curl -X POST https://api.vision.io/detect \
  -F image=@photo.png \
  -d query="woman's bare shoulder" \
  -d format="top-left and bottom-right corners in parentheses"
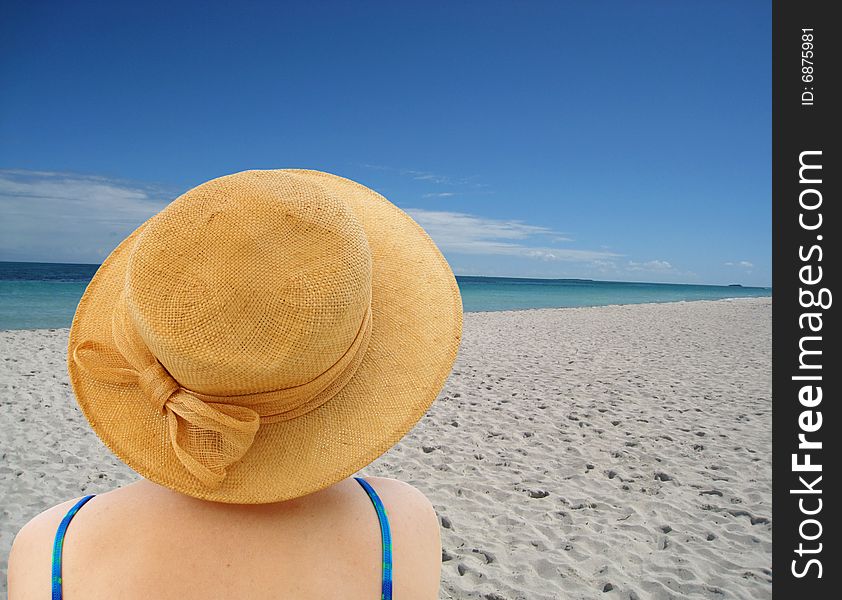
top-left (7, 496), bottom-right (87, 598)
top-left (360, 476), bottom-right (439, 522)
top-left (10, 495), bottom-right (85, 552)
top-left (359, 477), bottom-right (442, 599)
top-left (362, 476), bottom-right (434, 499)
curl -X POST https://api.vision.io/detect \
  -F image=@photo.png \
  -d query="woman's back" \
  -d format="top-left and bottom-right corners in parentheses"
top-left (8, 476), bottom-right (441, 599)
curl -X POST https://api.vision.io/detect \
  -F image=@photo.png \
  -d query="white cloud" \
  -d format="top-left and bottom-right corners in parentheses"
top-left (1, 171), bottom-right (613, 267)
top-left (407, 170), bottom-right (450, 184)
top-left (585, 258), bottom-right (698, 282)
top-left (725, 260), bottom-right (754, 269)
top-left (0, 170), bottom-right (171, 262)
top-left (405, 207), bottom-right (616, 263)
top-left (359, 164), bottom-right (488, 189)
top-left (626, 259), bottom-right (674, 272)
top-left (422, 192), bottom-right (456, 198)
top-left (4, 170), bottom-right (698, 282)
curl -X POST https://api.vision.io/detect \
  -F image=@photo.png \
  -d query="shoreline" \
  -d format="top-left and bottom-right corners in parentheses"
top-left (461, 294), bottom-right (771, 317)
top-left (0, 295), bottom-right (773, 333)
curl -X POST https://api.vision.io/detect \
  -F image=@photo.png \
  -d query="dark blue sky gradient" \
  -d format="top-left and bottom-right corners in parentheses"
top-left (0, 1), bottom-right (771, 285)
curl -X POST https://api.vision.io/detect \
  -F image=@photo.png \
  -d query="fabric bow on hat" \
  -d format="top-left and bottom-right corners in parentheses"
top-left (72, 340), bottom-right (259, 489)
top-left (72, 291), bottom-right (372, 489)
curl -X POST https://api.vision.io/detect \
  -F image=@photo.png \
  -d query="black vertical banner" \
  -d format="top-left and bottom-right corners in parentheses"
top-left (773, 0), bottom-right (839, 595)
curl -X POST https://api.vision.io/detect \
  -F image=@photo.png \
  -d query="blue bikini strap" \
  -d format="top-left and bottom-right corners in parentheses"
top-left (354, 477), bottom-right (393, 600)
top-left (51, 494), bottom-right (96, 600)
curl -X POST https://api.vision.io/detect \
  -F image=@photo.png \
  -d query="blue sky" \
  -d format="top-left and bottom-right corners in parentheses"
top-left (0, 1), bottom-right (771, 286)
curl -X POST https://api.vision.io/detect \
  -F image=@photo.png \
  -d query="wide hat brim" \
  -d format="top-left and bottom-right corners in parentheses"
top-left (67, 169), bottom-right (463, 503)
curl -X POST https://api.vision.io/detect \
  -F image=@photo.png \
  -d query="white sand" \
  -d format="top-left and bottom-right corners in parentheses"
top-left (0, 298), bottom-right (772, 599)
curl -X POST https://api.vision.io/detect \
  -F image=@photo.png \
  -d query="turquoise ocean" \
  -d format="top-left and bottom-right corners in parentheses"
top-left (0, 262), bottom-right (771, 330)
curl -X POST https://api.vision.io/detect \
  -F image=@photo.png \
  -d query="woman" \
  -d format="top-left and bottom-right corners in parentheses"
top-left (8, 169), bottom-right (463, 599)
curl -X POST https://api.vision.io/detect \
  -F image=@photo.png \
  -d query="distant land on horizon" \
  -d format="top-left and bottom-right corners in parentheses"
top-left (455, 274), bottom-right (770, 290)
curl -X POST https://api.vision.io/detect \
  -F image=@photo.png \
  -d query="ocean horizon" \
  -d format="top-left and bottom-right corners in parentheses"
top-left (0, 261), bottom-right (771, 330)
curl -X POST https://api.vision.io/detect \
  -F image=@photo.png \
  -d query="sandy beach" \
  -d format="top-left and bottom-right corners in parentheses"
top-left (0, 298), bottom-right (771, 599)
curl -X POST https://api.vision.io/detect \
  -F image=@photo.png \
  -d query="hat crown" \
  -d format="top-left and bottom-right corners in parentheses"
top-left (122, 170), bottom-right (373, 396)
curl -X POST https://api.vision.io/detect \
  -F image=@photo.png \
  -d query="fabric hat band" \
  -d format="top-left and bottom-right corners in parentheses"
top-left (71, 290), bottom-right (373, 489)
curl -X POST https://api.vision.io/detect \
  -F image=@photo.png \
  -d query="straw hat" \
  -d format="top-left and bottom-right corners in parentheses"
top-left (67, 169), bottom-right (462, 504)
